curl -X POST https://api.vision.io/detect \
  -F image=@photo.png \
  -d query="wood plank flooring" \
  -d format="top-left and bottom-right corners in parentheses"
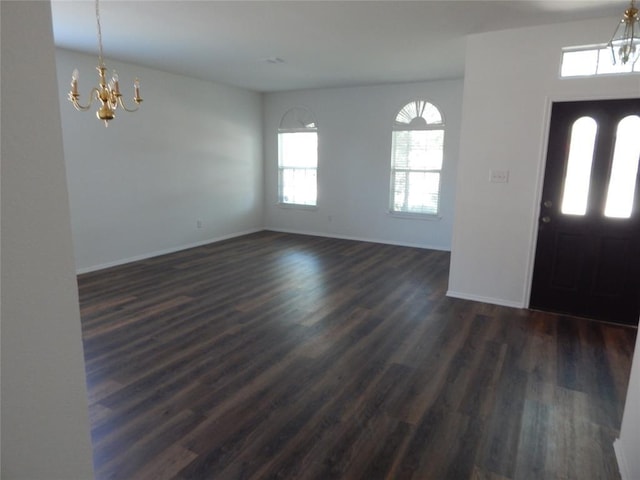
top-left (77, 231), bottom-right (637, 480)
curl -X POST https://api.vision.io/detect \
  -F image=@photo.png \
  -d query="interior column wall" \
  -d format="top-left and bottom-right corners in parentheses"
top-left (1, 1), bottom-right (95, 477)
top-left (615, 325), bottom-right (640, 480)
top-left (448, 17), bottom-right (640, 307)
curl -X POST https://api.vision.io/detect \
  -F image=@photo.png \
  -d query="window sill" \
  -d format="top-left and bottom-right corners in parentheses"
top-left (277, 203), bottom-right (318, 211)
top-left (387, 211), bottom-right (442, 221)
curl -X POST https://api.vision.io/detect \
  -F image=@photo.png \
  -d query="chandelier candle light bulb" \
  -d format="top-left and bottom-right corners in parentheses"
top-left (110, 71), bottom-right (119, 94)
top-left (67, 0), bottom-right (143, 126)
top-left (71, 68), bottom-right (79, 95)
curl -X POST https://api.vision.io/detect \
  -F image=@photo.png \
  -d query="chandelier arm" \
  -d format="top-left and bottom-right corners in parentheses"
top-left (69, 88), bottom-right (100, 111)
top-left (109, 93), bottom-right (119, 110)
top-left (626, 16), bottom-right (636, 37)
top-left (610, 16), bottom-right (625, 44)
top-left (117, 96), bottom-right (141, 113)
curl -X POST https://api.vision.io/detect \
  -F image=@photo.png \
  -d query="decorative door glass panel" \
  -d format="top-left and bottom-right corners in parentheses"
top-left (604, 115), bottom-right (640, 218)
top-left (561, 116), bottom-right (597, 215)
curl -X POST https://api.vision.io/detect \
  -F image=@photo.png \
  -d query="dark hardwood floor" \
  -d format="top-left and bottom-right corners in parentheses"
top-left (77, 231), bottom-right (637, 480)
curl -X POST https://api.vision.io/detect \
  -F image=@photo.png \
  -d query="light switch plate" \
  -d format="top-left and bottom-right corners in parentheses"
top-left (490, 169), bottom-right (509, 183)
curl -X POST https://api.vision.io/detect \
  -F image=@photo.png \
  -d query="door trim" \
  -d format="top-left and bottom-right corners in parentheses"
top-left (525, 92), bottom-right (640, 311)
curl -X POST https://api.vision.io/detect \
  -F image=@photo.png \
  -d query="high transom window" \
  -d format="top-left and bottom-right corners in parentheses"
top-left (390, 100), bottom-right (444, 216)
top-left (561, 46), bottom-right (640, 77)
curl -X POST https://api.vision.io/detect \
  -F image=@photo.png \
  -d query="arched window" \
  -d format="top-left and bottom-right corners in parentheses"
top-left (390, 100), bottom-right (444, 216)
top-left (278, 107), bottom-right (318, 206)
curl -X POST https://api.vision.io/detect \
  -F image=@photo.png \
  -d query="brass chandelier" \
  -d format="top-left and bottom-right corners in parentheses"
top-left (608, 0), bottom-right (640, 66)
top-left (68, 0), bottom-right (142, 126)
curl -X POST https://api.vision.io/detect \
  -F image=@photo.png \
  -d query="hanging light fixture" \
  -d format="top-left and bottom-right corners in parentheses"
top-left (68, 0), bottom-right (142, 126)
top-left (608, 0), bottom-right (640, 66)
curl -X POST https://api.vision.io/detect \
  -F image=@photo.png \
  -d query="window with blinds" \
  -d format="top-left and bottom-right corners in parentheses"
top-left (278, 107), bottom-right (318, 207)
top-left (390, 100), bottom-right (444, 216)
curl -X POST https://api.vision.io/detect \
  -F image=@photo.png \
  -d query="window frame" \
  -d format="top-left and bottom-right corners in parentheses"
top-left (277, 107), bottom-right (318, 208)
top-left (560, 44), bottom-right (640, 78)
top-left (389, 100), bottom-right (445, 218)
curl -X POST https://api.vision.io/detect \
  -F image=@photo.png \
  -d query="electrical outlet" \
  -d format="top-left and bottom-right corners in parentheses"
top-left (490, 169), bottom-right (509, 183)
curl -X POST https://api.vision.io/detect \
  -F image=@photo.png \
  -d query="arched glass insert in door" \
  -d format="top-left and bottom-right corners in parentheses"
top-left (560, 116), bottom-right (597, 215)
top-left (604, 115), bottom-right (640, 218)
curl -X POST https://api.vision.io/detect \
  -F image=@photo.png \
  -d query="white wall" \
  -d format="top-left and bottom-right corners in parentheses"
top-left (615, 324), bottom-right (640, 480)
top-left (263, 80), bottom-right (463, 250)
top-left (56, 49), bottom-right (264, 273)
top-left (1, 1), bottom-right (95, 478)
top-left (448, 17), bottom-right (640, 307)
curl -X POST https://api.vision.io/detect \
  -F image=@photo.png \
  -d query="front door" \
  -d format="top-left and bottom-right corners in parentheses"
top-left (530, 98), bottom-right (640, 326)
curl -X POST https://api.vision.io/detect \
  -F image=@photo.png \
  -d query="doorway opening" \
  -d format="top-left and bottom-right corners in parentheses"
top-left (530, 98), bottom-right (640, 326)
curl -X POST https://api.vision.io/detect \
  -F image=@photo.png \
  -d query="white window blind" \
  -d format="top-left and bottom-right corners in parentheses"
top-left (390, 101), bottom-right (444, 216)
top-left (278, 131), bottom-right (317, 206)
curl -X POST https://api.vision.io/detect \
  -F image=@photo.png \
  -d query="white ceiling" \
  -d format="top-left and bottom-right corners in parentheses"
top-left (51, 1), bottom-right (623, 92)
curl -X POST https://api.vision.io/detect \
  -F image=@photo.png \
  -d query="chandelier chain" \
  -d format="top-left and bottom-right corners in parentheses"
top-left (95, 0), bottom-right (105, 67)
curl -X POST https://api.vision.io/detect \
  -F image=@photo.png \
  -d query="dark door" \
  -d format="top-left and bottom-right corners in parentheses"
top-left (530, 98), bottom-right (640, 326)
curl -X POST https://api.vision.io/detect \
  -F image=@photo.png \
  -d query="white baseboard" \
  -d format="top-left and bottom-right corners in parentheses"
top-left (614, 439), bottom-right (631, 480)
top-left (77, 227), bottom-right (450, 275)
top-left (446, 290), bottom-right (524, 309)
top-left (76, 228), bottom-right (263, 274)
top-left (264, 227), bottom-right (451, 252)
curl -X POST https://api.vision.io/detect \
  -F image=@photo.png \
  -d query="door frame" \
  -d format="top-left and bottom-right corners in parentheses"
top-left (524, 92), bottom-right (640, 311)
